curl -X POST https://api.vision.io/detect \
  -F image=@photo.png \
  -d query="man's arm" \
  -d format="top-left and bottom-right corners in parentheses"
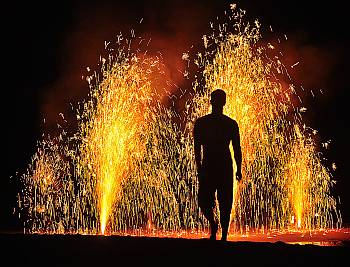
top-left (232, 121), bottom-right (242, 181)
top-left (193, 120), bottom-right (202, 173)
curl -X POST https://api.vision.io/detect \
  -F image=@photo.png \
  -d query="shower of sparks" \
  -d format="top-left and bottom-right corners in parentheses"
top-left (186, 7), bottom-right (341, 231)
top-left (76, 52), bottom-right (160, 234)
top-left (18, 39), bottom-right (205, 235)
top-left (17, 5), bottom-right (341, 236)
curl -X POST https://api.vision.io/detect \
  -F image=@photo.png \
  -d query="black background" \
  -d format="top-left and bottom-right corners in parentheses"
top-left (3, 0), bottom-right (349, 232)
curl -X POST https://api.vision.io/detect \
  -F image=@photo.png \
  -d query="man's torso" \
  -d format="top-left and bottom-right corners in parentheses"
top-left (195, 113), bottom-right (237, 173)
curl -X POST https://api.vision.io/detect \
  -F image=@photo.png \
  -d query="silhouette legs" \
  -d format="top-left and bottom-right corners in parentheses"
top-left (198, 168), bottom-right (233, 241)
top-left (218, 180), bottom-right (233, 241)
top-left (198, 179), bottom-right (218, 240)
top-left (218, 198), bottom-right (231, 240)
top-left (199, 176), bottom-right (233, 241)
top-left (200, 203), bottom-right (218, 240)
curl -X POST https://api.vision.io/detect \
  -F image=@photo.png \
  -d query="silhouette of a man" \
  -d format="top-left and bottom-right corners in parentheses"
top-left (194, 89), bottom-right (242, 241)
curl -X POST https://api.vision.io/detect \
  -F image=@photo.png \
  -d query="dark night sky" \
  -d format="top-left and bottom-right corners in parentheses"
top-left (3, 0), bottom-right (350, 231)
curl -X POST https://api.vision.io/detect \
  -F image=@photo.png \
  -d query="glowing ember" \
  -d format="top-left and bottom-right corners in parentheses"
top-left (17, 5), bottom-right (342, 237)
top-left (105, 227), bottom-right (350, 246)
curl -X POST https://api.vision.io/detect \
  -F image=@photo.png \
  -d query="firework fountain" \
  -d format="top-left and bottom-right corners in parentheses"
top-left (17, 5), bottom-right (342, 237)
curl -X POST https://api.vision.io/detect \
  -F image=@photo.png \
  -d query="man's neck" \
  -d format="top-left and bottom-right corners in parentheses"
top-left (211, 108), bottom-right (223, 115)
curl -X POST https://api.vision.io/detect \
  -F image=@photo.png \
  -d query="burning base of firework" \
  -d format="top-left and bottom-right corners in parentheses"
top-left (14, 227), bottom-right (350, 247)
top-left (123, 227), bottom-right (350, 246)
top-left (102, 227), bottom-right (350, 246)
top-left (76, 227), bottom-right (350, 246)
top-left (1, 229), bottom-right (349, 267)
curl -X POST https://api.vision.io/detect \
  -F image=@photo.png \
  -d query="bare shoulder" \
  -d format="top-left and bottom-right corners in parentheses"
top-left (223, 114), bottom-right (239, 127)
top-left (195, 114), bottom-right (210, 125)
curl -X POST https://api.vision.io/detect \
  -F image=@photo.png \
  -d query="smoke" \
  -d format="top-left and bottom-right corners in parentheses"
top-left (39, 1), bottom-right (341, 137)
top-left (277, 31), bottom-right (339, 127)
top-left (39, 1), bottom-right (223, 134)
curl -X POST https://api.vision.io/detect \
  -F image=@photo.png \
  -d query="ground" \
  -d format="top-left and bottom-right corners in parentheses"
top-left (2, 233), bottom-right (348, 267)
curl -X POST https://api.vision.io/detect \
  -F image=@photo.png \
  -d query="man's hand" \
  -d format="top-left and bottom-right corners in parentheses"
top-left (236, 170), bottom-right (242, 182)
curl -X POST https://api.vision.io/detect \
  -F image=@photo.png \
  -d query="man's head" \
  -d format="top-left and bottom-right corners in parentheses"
top-left (210, 89), bottom-right (226, 110)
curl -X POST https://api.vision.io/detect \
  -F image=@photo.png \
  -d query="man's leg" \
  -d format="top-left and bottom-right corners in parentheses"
top-left (198, 182), bottom-right (217, 240)
top-left (217, 179), bottom-right (233, 241)
top-left (201, 204), bottom-right (218, 240)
